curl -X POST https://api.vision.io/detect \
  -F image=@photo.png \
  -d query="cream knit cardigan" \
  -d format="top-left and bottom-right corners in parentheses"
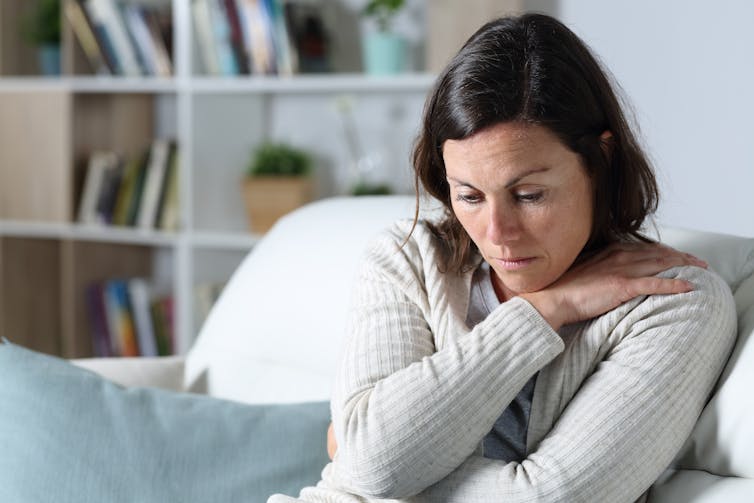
top-left (269, 220), bottom-right (737, 503)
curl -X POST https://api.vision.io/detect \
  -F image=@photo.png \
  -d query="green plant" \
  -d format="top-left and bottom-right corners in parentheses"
top-left (351, 182), bottom-right (392, 196)
top-left (362, 0), bottom-right (405, 32)
top-left (23, 0), bottom-right (61, 46)
top-left (247, 142), bottom-right (313, 177)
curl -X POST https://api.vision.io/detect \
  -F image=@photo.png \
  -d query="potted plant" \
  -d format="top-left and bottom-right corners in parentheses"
top-left (361, 0), bottom-right (406, 75)
top-left (242, 142), bottom-right (314, 233)
top-left (23, 0), bottom-right (62, 75)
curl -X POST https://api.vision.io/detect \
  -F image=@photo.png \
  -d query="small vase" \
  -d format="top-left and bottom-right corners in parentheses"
top-left (363, 32), bottom-right (406, 75)
top-left (38, 44), bottom-right (61, 76)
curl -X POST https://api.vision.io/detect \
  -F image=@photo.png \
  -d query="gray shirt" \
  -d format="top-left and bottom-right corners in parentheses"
top-left (466, 262), bottom-right (536, 462)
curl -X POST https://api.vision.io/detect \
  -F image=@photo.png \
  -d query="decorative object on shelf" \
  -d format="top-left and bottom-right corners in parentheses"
top-left (361, 0), bottom-right (406, 75)
top-left (335, 95), bottom-right (393, 195)
top-left (22, 0), bottom-right (62, 75)
top-left (287, 2), bottom-right (331, 73)
top-left (242, 142), bottom-right (314, 234)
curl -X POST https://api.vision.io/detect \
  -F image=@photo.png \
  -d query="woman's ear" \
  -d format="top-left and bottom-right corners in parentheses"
top-left (599, 130), bottom-right (614, 159)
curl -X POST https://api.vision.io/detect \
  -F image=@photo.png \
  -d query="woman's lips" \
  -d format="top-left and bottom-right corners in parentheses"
top-left (493, 257), bottom-right (537, 271)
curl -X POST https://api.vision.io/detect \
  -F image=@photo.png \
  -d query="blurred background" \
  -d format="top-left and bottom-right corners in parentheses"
top-left (1, 0), bottom-right (751, 360)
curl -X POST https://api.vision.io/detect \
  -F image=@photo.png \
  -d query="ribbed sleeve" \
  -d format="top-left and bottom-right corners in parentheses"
top-left (329, 223), bottom-right (564, 498)
top-left (269, 221), bottom-right (737, 503)
top-left (413, 266), bottom-right (737, 502)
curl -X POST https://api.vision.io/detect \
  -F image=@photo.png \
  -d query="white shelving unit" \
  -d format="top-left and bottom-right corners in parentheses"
top-left (0, 0), bottom-right (434, 357)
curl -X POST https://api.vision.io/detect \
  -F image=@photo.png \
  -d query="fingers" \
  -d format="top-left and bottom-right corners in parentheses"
top-left (595, 242), bottom-right (708, 273)
top-left (623, 276), bottom-right (694, 298)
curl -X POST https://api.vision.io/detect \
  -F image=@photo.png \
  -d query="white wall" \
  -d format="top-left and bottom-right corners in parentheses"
top-left (559, 1), bottom-right (754, 237)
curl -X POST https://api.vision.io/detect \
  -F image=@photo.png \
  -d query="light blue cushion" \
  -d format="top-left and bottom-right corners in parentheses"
top-left (0, 341), bottom-right (330, 502)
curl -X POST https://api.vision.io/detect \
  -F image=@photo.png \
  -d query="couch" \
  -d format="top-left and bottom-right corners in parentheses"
top-left (15, 195), bottom-right (754, 501)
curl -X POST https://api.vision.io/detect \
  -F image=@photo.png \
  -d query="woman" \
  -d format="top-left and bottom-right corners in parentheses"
top-left (270, 13), bottom-right (736, 503)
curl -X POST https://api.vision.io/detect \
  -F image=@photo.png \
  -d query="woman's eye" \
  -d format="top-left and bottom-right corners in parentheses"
top-left (515, 192), bottom-right (544, 203)
top-left (456, 193), bottom-right (483, 204)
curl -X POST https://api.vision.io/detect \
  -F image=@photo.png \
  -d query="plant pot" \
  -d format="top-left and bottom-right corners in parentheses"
top-left (242, 176), bottom-right (314, 233)
top-left (38, 44), bottom-right (61, 76)
top-left (363, 32), bottom-right (406, 75)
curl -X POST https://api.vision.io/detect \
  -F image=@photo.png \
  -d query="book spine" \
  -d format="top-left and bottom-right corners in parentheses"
top-left (94, 157), bottom-right (123, 225)
top-left (224, 0), bottom-right (251, 74)
top-left (137, 139), bottom-right (171, 230)
top-left (85, 283), bottom-right (113, 357)
top-left (87, 0), bottom-right (143, 76)
top-left (210, 0), bottom-right (240, 75)
top-left (192, 0), bottom-right (222, 75)
top-left (65, 0), bottom-right (109, 74)
top-left (142, 8), bottom-right (173, 76)
top-left (107, 280), bottom-right (140, 357)
top-left (156, 143), bottom-right (179, 230)
top-left (122, 5), bottom-right (158, 75)
top-left (128, 278), bottom-right (158, 357)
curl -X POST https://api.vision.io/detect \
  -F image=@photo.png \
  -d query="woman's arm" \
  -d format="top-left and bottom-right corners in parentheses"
top-left (329, 228), bottom-right (706, 499)
top-left (329, 228), bottom-right (564, 498)
top-left (414, 266), bottom-right (737, 503)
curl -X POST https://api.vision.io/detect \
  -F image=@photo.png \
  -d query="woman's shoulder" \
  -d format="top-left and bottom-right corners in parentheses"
top-left (613, 264), bottom-right (737, 345)
top-left (657, 265), bottom-right (735, 310)
top-left (363, 218), bottom-right (447, 263)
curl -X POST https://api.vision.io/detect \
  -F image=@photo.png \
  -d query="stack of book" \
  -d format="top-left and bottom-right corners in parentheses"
top-left (192, 0), bottom-right (298, 76)
top-left (77, 139), bottom-right (179, 231)
top-left (85, 278), bottom-right (174, 357)
top-left (65, 0), bottom-right (173, 76)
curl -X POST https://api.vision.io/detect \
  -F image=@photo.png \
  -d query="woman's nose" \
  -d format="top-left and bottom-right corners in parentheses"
top-left (487, 204), bottom-right (521, 245)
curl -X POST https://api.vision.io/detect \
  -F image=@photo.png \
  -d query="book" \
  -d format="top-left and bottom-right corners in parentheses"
top-left (85, 0), bottom-right (143, 76)
top-left (263, 0), bottom-right (296, 75)
top-left (224, 0), bottom-right (251, 74)
top-left (193, 0), bottom-right (222, 74)
top-left (65, 0), bottom-right (112, 74)
top-left (84, 283), bottom-right (113, 357)
top-left (128, 278), bottom-right (158, 357)
top-left (237, 0), bottom-right (275, 74)
top-left (209, 0), bottom-right (240, 75)
top-left (94, 157), bottom-right (123, 225)
top-left (126, 151), bottom-right (149, 226)
top-left (142, 8), bottom-right (173, 76)
top-left (103, 280), bottom-right (140, 357)
top-left (111, 154), bottom-right (143, 226)
top-left (150, 296), bottom-right (173, 356)
top-left (157, 144), bottom-right (180, 231)
top-left (78, 151), bottom-right (118, 225)
top-left (122, 4), bottom-right (158, 75)
top-left (137, 139), bottom-right (171, 230)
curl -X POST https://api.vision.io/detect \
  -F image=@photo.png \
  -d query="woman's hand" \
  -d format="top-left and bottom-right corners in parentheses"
top-left (520, 242), bottom-right (708, 331)
top-left (327, 422), bottom-right (337, 460)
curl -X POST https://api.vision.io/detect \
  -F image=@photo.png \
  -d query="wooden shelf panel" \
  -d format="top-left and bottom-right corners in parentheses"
top-left (0, 237), bottom-right (63, 356)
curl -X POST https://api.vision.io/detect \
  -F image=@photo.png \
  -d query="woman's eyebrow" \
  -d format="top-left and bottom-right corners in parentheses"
top-left (447, 167), bottom-right (551, 190)
top-left (504, 167), bottom-right (550, 188)
top-left (446, 176), bottom-right (477, 189)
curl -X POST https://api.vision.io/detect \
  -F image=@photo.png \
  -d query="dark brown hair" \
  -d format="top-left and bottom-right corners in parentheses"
top-left (411, 13), bottom-right (658, 272)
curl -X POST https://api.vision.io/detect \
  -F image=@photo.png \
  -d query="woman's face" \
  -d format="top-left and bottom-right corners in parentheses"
top-left (443, 122), bottom-right (594, 302)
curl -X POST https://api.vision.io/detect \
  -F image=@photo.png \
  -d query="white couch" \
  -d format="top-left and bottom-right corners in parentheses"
top-left (75, 195), bottom-right (754, 502)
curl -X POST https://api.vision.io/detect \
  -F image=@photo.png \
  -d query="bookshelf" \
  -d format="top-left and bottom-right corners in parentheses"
top-left (0, 0), bottom-right (434, 358)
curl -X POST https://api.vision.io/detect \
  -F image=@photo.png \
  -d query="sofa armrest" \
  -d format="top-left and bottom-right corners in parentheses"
top-left (71, 356), bottom-right (185, 391)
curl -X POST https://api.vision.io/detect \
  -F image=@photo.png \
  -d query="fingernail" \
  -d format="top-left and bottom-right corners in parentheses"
top-left (689, 254), bottom-right (708, 268)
